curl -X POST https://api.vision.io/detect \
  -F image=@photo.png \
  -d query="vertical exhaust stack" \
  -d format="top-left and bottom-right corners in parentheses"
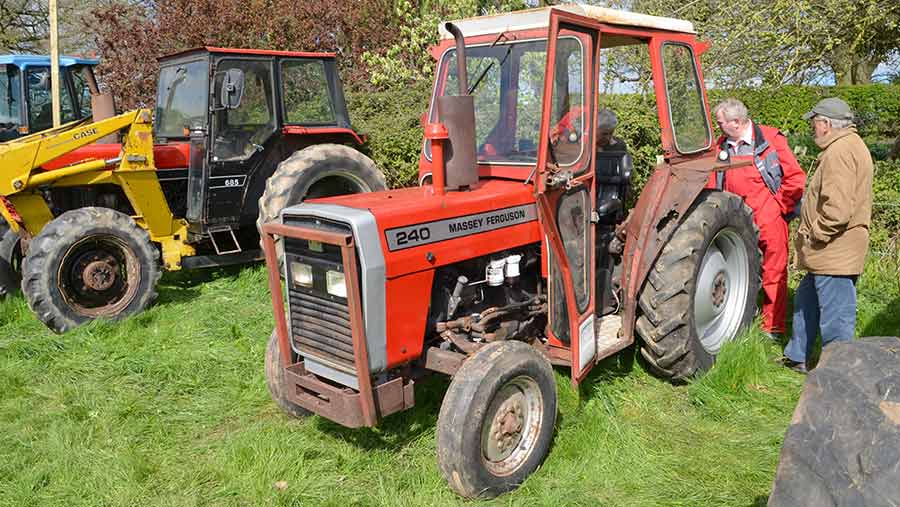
top-left (436, 22), bottom-right (478, 191)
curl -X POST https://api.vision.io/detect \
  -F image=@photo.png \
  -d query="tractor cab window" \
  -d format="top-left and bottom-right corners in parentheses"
top-left (281, 59), bottom-right (335, 124)
top-left (155, 60), bottom-right (208, 139)
top-left (429, 36), bottom-right (585, 167)
top-left (212, 59), bottom-right (276, 161)
top-left (662, 43), bottom-right (712, 154)
top-left (70, 65), bottom-right (93, 119)
top-left (26, 67), bottom-right (76, 132)
top-left (0, 65), bottom-right (21, 136)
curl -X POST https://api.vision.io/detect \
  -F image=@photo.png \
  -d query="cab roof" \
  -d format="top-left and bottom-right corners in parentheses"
top-left (0, 54), bottom-right (100, 68)
top-left (439, 5), bottom-right (695, 39)
top-left (158, 47), bottom-right (337, 61)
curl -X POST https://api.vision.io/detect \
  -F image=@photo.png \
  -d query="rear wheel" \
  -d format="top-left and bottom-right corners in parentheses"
top-left (437, 341), bottom-right (557, 498)
top-left (21, 207), bottom-right (160, 333)
top-left (257, 144), bottom-right (386, 259)
top-left (264, 330), bottom-right (311, 419)
top-left (636, 190), bottom-right (761, 381)
top-left (0, 225), bottom-right (22, 298)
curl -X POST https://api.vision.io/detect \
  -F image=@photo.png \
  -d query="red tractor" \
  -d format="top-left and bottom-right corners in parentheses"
top-left (260, 6), bottom-right (761, 498)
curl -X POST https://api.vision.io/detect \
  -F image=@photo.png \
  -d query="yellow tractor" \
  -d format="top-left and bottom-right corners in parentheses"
top-left (0, 47), bottom-right (386, 332)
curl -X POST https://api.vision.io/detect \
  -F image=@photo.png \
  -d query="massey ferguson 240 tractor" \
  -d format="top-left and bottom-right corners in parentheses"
top-left (260, 6), bottom-right (761, 498)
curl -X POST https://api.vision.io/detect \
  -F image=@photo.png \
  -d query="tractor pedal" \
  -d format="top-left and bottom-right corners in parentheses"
top-left (596, 314), bottom-right (623, 351)
top-left (209, 226), bottom-right (242, 255)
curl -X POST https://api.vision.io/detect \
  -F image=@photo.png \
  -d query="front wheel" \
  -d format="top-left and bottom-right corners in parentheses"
top-left (20, 207), bottom-right (160, 333)
top-left (437, 341), bottom-right (557, 499)
top-left (264, 330), bottom-right (311, 419)
top-left (636, 190), bottom-right (761, 382)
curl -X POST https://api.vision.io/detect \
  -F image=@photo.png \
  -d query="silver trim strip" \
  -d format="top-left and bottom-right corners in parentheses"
top-left (280, 202), bottom-right (388, 378)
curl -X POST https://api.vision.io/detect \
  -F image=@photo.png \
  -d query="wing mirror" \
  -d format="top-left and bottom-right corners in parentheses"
top-left (216, 68), bottom-right (245, 110)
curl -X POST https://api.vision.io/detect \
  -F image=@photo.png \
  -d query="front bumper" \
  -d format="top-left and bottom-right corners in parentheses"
top-left (283, 360), bottom-right (414, 428)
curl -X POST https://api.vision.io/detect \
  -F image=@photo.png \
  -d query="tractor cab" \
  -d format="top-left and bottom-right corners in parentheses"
top-left (153, 47), bottom-right (365, 248)
top-left (0, 55), bottom-right (100, 141)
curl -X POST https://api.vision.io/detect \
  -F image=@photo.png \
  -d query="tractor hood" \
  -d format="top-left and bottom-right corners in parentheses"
top-left (295, 179), bottom-right (542, 279)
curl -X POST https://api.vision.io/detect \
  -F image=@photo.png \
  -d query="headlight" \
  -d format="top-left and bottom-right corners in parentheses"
top-left (325, 270), bottom-right (346, 298)
top-left (290, 261), bottom-right (314, 288)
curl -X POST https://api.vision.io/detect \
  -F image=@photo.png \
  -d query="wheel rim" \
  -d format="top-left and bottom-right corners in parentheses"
top-left (693, 227), bottom-right (750, 353)
top-left (481, 375), bottom-right (544, 477)
top-left (57, 235), bottom-right (141, 318)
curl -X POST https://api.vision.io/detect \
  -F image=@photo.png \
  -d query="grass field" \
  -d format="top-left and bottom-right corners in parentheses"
top-left (0, 254), bottom-right (897, 507)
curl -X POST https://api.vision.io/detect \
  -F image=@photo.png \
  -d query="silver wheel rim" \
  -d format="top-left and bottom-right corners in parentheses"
top-left (481, 375), bottom-right (544, 477)
top-left (693, 227), bottom-right (750, 353)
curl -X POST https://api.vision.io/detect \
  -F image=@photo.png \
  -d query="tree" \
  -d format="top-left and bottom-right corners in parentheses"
top-left (361, 0), bottom-right (530, 87)
top-left (618, 0), bottom-right (900, 86)
top-left (0, 0), bottom-right (48, 52)
top-left (86, 0), bottom-right (400, 109)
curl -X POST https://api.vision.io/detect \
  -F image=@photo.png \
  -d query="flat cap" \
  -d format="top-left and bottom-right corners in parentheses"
top-left (803, 97), bottom-right (854, 120)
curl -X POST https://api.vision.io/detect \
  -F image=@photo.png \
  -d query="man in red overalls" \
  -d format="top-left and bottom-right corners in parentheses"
top-left (713, 98), bottom-right (806, 338)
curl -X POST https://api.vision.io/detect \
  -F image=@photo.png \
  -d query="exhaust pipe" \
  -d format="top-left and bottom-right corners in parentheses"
top-left (445, 22), bottom-right (468, 95)
top-left (434, 22), bottom-right (478, 191)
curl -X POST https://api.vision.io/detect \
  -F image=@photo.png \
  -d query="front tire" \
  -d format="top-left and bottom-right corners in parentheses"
top-left (21, 207), bottom-right (160, 333)
top-left (636, 190), bottom-right (761, 381)
top-left (264, 330), bottom-right (311, 419)
top-left (437, 341), bottom-right (557, 499)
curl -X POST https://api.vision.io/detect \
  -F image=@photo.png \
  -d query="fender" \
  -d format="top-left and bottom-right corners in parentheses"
top-left (619, 155), bottom-right (750, 342)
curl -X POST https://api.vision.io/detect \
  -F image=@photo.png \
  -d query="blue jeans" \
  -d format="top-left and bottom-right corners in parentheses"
top-left (784, 273), bottom-right (857, 364)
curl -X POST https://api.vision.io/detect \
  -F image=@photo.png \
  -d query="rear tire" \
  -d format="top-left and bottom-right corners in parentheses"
top-left (0, 225), bottom-right (21, 298)
top-left (257, 144), bottom-right (386, 259)
top-left (437, 341), bottom-right (557, 498)
top-left (636, 190), bottom-right (761, 382)
top-left (21, 207), bottom-right (160, 333)
top-left (265, 330), bottom-right (311, 419)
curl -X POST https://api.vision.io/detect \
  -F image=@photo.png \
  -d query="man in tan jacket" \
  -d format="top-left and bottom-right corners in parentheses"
top-left (783, 98), bottom-right (873, 373)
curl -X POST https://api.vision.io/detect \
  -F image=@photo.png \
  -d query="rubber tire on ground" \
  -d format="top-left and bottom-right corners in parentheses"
top-left (257, 143), bottom-right (387, 256)
top-left (21, 207), bottom-right (160, 333)
top-left (0, 224), bottom-right (20, 298)
top-left (437, 341), bottom-right (557, 499)
top-left (264, 330), bottom-right (311, 419)
top-left (636, 190), bottom-right (761, 382)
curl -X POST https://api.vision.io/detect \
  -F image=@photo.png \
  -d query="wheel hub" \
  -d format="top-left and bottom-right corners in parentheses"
top-left (490, 396), bottom-right (525, 456)
top-left (82, 259), bottom-right (117, 291)
top-left (711, 271), bottom-right (727, 308)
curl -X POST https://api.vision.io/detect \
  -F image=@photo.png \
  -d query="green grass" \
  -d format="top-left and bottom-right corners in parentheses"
top-left (0, 255), bottom-right (896, 506)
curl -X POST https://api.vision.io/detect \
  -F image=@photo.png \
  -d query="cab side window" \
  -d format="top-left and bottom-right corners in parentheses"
top-left (281, 60), bottom-right (335, 124)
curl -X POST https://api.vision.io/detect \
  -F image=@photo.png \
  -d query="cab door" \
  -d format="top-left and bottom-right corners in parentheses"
top-left (535, 11), bottom-right (601, 384)
top-left (206, 57), bottom-right (278, 228)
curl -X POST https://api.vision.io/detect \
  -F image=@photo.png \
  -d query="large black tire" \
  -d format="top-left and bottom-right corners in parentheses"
top-left (264, 330), bottom-right (311, 419)
top-left (636, 190), bottom-right (761, 382)
top-left (437, 341), bottom-right (557, 499)
top-left (257, 144), bottom-right (387, 255)
top-left (0, 224), bottom-right (21, 298)
top-left (21, 207), bottom-right (161, 333)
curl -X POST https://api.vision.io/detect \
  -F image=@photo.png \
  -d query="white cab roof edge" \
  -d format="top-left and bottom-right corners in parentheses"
top-left (438, 5), bottom-right (695, 40)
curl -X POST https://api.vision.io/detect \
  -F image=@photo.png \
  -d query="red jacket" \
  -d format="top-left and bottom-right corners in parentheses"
top-left (712, 123), bottom-right (805, 219)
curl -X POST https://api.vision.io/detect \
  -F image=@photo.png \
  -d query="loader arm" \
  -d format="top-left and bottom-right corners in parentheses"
top-left (0, 109), bottom-right (195, 270)
top-left (0, 110), bottom-right (146, 196)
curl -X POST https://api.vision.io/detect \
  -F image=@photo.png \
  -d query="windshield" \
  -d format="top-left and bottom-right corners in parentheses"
top-left (155, 60), bottom-right (208, 138)
top-left (1, 65), bottom-right (21, 127)
top-left (429, 37), bottom-right (584, 166)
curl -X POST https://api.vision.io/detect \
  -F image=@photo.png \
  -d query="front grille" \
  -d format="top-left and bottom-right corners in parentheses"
top-left (284, 222), bottom-right (358, 373)
top-left (289, 289), bottom-right (355, 370)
